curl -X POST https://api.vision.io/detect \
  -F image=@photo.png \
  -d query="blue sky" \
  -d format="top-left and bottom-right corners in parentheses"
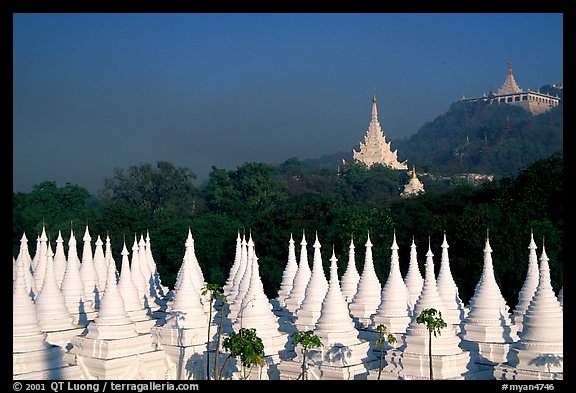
top-left (13, 13), bottom-right (563, 194)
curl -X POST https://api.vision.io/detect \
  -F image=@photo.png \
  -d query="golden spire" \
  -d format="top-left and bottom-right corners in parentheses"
top-left (411, 166), bottom-right (417, 179)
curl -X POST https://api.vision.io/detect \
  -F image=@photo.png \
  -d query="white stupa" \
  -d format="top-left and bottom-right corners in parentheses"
top-left (512, 232), bottom-right (540, 334)
top-left (34, 242), bottom-right (83, 348)
top-left (349, 233), bottom-right (382, 328)
top-left (404, 237), bottom-right (424, 312)
top-left (71, 253), bottom-right (165, 380)
top-left (295, 233), bottom-right (329, 331)
top-left (461, 235), bottom-right (518, 367)
top-left (60, 228), bottom-right (96, 326)
top-left (13, 259), bottom-right (80, 380)
top-left (436, 233), bottom-right (466, 334)
top-left (16, 232), bottom-right (38, 299)
top-left (372, 233), bottom-right (411, 337)
top-left (231, 251), bottom-right (290, 380)
top-left (340, 237), bottom-right (360, 304)
top-left (228, 234), bottom-right (257, 321)
top-left (495, 245), bottom-right (563, 380)
top-left (276, 234), bottom-right (299, 309)
top-left (130, 235), bottom-right (155, 313)
top-left (223, 231), bottom-right (242, 297)
top-left (152, 255), bottom-right (210, 380)
top-left (280, 249), bottom-right (374, 380)
top-left (284, 232), bottom-right (312, 315)
top-left (118, 242), bottom-right (156, 333)
top-left (224, 234), bottom-right (248, 306)
top-left (32, 226), bottom-right (48, 293)
top-left (53, 231), bottom-right (68, 288)
top-left (104, 233), bottom-right (119, 282)
top-left (79, 225), bottom-right (100, 308)
top-left (384, 241), bottom-right (477, 380)
top-left (92, 235), bottom-right (108, 293)
top-left (139, 234), bottom-right (161, 312)
top-left (146, 230), bottom-right (169, 298)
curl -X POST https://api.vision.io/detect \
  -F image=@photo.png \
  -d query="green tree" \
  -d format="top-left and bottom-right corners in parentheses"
top-left (12, 181), bottom-right (97, 256)
top-left (220, 328), bottom-right (265, 380)
top-left (374, 324), bottom-right (397, 380)
top-left (416, 308), bottom-right (447, 380)
top-left (99, 161), bottom-right (198, 222)
top-left (291, 330), bottom-right (323, 380)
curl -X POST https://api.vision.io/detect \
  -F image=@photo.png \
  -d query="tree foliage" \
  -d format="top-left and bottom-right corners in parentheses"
top-left (291, 330), bottom-right (323, 380)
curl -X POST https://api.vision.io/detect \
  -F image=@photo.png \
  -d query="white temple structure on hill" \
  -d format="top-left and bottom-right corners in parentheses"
top-left (353, 95), bottom-right (408, 170)
top-left (13, 226), bottom-right (562, 380)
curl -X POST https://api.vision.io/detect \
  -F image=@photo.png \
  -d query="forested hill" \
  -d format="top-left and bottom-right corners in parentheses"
top-left (306, 88), bottom-right (563, 179)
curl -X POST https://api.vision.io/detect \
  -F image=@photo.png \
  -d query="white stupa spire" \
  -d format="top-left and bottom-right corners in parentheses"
top-left (60, 228), bottom-right (95, 326)
top-left (130, 235), bottom-right (152, 309)
top-left (85, 253), bottom-right (138, 340)
top-left (340, 237), bottom-right (360, 303)
top-left (34, 242), bottom-right (75, 332)
top-left (223, 231), bottom-right (243, 296)
top-left (146, 230), bottom-right (167, 297)
top-left (295, 232), bottom-right (329, 331)
top-left (234, 251), bottom-right (288, 358)
top-left (226, 233), bottom-right (248, 303)
top-left (462, 234), bottom-right (518, 364)
top-left (187, 229), bottom-right (206, 294)
top-left (118, 241), bottom-right (154, 329)
top-left (93, 235), bottom-right (108, 292)
top-left (229, 234), bottom-right (256, 320)
top-left (436, 233), bottom-right (466, 332)
top-left (276, 233), bottom-right (299, 308)
top-left (32, 225), bottom-right (49, 293)
top-left (315, 248), bottom-right (362, 346)
top-left (53, 231), bottom-right (67, 288)
top-left (372, 232), bottom-right (411, 335)
top-left (138, 234), bottom-right (156, 301)
top-left (349, 232), bottom-right (382, 328)
top-left (284, 231), bottom-right (312, 314)
top-left (404, 237), bottom-right (423, 310)
top-left (16, 232), bottom-right (37, 299)
top-left (512, 231), bottom-right (540, 333)
top-left (165, 257), bottom-right (207, 330)
top-left (80, 225), bottom-right (99, 307)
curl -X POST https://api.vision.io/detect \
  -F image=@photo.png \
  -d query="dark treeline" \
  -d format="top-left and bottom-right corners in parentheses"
top-left (13, 153), bottom-right (563, 309)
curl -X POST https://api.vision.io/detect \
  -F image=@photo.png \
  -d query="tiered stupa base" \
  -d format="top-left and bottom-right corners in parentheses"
top-left (384, 348), bottom-right (481, 380)
top-left (370, 315), bottom-right (411, 337)
top-left (13, 345), bottom-right (69, 377)
top-left (494, 363), bottom-right (563, 380)
top-left (493, 342), bottom-right (563, 380)
top-left (75, 350), bottom-right (166, 380)
top-left (45, 327), bottom-right (86, 349)
top-left (279, 340), bottom-right (373, 380)
top-left (70, 331), bottom-right (163, 379)
top-left (461, 339), bottom-right (515, 366)
top-left (160, 343), bottom-right (207, 380)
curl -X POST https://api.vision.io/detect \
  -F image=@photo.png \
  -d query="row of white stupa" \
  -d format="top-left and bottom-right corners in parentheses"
top-left (13, 225), bottom-right (563, 380)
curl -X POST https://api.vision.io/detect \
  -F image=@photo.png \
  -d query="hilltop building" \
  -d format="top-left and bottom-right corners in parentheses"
top-left (463, 62), bottom-right (560, 115)
top-left (401, 166), bottom-right (425, 197)
top-left (353, 95), bottom-right (408, 170)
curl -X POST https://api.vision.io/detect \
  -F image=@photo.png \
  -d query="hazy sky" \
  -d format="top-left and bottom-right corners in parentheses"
top-left (13, 13), bottom-right (563, 194)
